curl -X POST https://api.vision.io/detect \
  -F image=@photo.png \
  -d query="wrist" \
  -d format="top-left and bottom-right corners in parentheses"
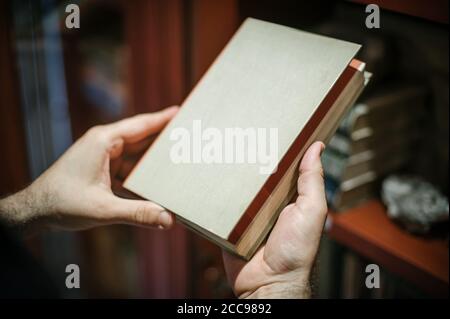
top-left (0, 180), bottom-right (53, 234)
top-left (240, 272), bottom-right (312, 299)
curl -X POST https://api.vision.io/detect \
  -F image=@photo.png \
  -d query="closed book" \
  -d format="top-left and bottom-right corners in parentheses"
top-left (323, 135), bottom-right (415, 182)
top-left (124, 18), bottom-right (367, 259)
top-left (325, 172), bottom-right (379, 212)
top-left (337, 84), bottom-right (427, 138)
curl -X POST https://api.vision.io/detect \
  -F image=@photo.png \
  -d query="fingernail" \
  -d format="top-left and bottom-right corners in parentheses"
top-left (158, 210), bottom-right (173, 229)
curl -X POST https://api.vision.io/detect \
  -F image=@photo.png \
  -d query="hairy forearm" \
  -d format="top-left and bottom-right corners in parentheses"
top-left (0, 183), bottom-right (51, 234)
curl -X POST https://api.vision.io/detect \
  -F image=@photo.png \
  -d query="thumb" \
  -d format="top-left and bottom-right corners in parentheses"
top-left (295, 141), bottom-right (327, 214)
top-left (108, 195), bottom-right (175, 229)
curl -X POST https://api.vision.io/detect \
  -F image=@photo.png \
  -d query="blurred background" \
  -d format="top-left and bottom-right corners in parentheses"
top-left (0, 0), bottom-right (448, 298)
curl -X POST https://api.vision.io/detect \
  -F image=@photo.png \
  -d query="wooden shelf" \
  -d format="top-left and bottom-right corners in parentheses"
top-left (327, 200), bottom-right (449, 297)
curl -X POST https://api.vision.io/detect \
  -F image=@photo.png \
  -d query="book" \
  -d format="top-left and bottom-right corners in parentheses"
top-left (323, 137), bottom-right (415, 182)
top-left (336, 85), bottom-right (427, 138)
top-left (324, 84), bottom-right (427, 211)
top-left (124, 18), bottom-right (367, 259)
top-left (325, 171), bottom-right (379, 212)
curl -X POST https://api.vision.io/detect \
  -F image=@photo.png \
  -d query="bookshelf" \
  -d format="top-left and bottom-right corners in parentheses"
top-left (327, 200), bottom-right (449, 297)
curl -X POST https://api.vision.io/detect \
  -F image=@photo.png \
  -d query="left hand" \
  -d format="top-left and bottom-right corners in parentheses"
top-left (0, 106), bottom-right (179, 233)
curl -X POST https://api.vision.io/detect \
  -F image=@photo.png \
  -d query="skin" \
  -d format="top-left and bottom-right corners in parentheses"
top-left (223, 141), bottom-right (327, 298)
top-left (0, 106), bottom-right (179, 233)
top-left (0, 106), bottom-right (327, 299)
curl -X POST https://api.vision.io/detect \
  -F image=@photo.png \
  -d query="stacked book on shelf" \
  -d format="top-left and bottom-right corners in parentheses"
top-left (324, 85), bottom-right (427, 211)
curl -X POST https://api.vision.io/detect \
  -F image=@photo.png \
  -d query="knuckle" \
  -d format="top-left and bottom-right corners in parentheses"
top-left (133, 205), bottom-right (146, 224)
top-left (86, 125), bottom-right (110, 147)
top-left (86, 125), bottom-right (101, 137)
top-left (133, 205), bottom-right (156, 225)
top-left (299, 166), bottom-right (324, 179)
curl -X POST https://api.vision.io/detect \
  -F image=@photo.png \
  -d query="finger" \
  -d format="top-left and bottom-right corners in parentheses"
top-left (107, 195), bottom-right (175, 229)
top-left (292, 141), bottom-right (328, 232)
top-left (296, 141), bottom-right (326, 209)
top-left (108, 106), bottom-right (179, 143)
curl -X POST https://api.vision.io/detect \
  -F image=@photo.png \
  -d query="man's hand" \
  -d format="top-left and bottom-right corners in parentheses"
top-left (0, 106), bottom-right (179, 233)
top-left (223, 141), bottom-right (327, 299)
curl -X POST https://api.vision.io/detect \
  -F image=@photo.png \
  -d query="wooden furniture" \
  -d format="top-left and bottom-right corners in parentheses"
top-left (327, 200), bottom-right (449, 297)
